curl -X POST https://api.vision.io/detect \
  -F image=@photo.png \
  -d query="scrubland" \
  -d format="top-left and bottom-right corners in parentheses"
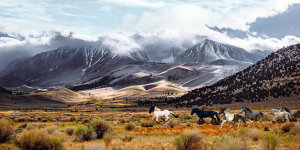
top-left (0, 109), bottom-right (299, 150)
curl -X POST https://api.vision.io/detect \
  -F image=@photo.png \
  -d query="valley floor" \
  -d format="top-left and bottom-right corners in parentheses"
top-left (0, 108), bottom-right (299, 150)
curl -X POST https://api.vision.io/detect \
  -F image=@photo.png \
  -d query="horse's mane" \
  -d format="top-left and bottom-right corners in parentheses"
top-left (149, 106), bottom-right (155, 114)
top-left (281, 107), bottom-right (290, 112)
top-left (192, 107), bottom-right (202, 112)
top-left (242, 107), bottom-right (252, 112)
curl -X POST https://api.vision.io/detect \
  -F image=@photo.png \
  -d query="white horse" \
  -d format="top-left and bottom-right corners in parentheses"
top-left (270, 109), bottom-right (290, 122)
top-left (219, 108), bottom-right (246, 129)
top-left (149, 106), bottom-right (179, 122)
top-left (280, 108), bottom-right (299, 120)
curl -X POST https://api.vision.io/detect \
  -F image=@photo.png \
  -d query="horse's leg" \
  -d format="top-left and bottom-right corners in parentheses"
top-left (285, 114), bottom-right (290, 122)
top-left (152, 116), bottom-right (156, 122)
top-left (229, 121), bottom-right (236, 128)
top-left (156, 116), bottom-right (159, 122)
top-left (237, 120), bottom-right (240, 128)
top-left (165, 115), bottom-right (169, 123)
top-left (220, 120), bottom-right (227, 129)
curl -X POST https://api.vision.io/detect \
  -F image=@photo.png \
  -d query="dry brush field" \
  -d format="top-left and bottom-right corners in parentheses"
top-left (0, 108), bottom-right (300, 150)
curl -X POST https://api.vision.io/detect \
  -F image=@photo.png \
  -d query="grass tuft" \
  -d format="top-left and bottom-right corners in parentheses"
top-left (124, 123), bottom-right (136, 131)
top-left (173, 130), bottom-right (205, 150)
top-left (0, 118), bottom-right (14, 143)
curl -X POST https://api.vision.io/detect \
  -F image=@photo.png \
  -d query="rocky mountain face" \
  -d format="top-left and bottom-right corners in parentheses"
top-left (175, 39), bottom-right (262, 64)
top-left (0, 39), bottom-right (269, 89)
top-left (171, 43), bottom-right (300, 106)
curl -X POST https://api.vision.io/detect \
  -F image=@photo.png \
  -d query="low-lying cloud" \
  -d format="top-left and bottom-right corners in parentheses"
top-left (1, 26), bottom-right (300, 72)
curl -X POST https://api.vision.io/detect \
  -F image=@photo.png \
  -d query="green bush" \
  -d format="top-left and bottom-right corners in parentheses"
top-left (173, 131), bottom-right (204, 150)
top-left (89, 119), bottom-right (113, 139)
top-left (124, 123), bottom-right (136, 131)
top-left (75, 126), bottom-right (97, 142)
top-left (18, 129), bottom-right (63, 150)
top-left (261, 133), bottom-right (279, 150)
top-left (103, 133), bottom-right (113, 147)
top-left (0, 118), bottom-right (14, 143)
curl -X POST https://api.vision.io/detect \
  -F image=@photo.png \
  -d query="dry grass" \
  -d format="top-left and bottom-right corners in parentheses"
top-left (124, 123), bottom-right (136, 131)
top-left (18, 129), bottom-right (63, 150)
top-left (141, 120), bottom-right (154, 127)
top-left (261, 133), bottom-right (279, 150)
top-left (173, 130), bottom-right (205, 150)
top-left (89, 119), bottom-right (113, 139)
top-left (0, 118), bottom-right (14, 143)
top-left (65, 127), bottom-right (75, 136)
top-left (281, 122), bottom-right (295, 133)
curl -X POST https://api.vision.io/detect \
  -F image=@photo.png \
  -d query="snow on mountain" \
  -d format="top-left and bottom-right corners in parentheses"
top-left (175, 43), bottom-right (300, 106)
top-left (175, 39), bottom-right (263, 64)
top-left (0, 39), bottom-right (269, 89)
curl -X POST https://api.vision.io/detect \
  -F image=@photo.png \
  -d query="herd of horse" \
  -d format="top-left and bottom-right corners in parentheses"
top-left (148, 106), bottom-right (300, 129)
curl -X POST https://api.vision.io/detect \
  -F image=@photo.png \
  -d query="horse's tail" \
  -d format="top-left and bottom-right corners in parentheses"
top-left (170, 111), bottom-right (179, 118)
top-left (214, 112), bottom-right (220, 122)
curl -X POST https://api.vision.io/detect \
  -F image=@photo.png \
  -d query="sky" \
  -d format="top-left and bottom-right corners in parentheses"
top-left (0, 0), bottom-right (300, 70)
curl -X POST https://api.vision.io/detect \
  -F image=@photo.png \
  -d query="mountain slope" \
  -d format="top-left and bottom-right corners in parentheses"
top-left (0, 47), bottom-right (148, 87)
top-left (0, 39), bottom-right (268, 89)
top-left (172, 43), bottom-right (300, 106)
top-left (175, 39), bottom-right (263, 64)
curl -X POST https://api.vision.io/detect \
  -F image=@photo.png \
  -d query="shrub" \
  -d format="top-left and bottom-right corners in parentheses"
top-left (124, 123), bottom-right (136, 131)
top-left (167, 119), bottom-right (177, 128)
top-left (26, 123), bottom-right (43, 130)
top-left (121, 135), bottom-right (134, 142)
top-left (238, 128), bottom-right (260, 141)
top-left (295, 122), bottom-right (300, 133)
top-left (261, 133), bottom-right (279, 150)
top-left (46, 125), bottom-right (57, 134)
top-left (0, 119), bottom-right (14, 143)
top-left (281, 123), bottom-right (294, 133)
top-left (141, 121), bottom-right (154, 127)
top-left (103, 133), bottom-right (113, 147)
top-left (75, 126), bottom-right (97, 142)
top-left (82, 118), bottom-right (90, 124)
top-left (216, 137), bottom-right (248, 150)
top-left (18, 129), bottom-right (63, 150)
top-left (65, 127), bottom-right (75, 136)
top-left (271, 126), bottom-right (279, 134)
top-left (264, 126), bottom-right (270, 131)
top-left (89, 119), bottom-right (112, 139)
top-left (119, 118), bottom-right (126, 124)
top-left (173, 130), bottom-right (205, 150)
top-left (186, 122), bottom-right (191, 127)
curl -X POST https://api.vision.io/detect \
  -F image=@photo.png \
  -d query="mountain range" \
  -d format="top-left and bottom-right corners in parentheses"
top-left (0, 39), bottom-right (269, 90)
top-left (170, 43), bottom-right (300, 106)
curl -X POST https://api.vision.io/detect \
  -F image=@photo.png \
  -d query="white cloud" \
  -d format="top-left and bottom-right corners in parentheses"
top-left (97, 0), bottom-right (166, 8)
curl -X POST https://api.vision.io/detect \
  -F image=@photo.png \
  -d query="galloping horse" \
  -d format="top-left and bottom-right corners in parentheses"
top-left (191, 108), bottom-right (220, 124)
top-left (219, 108), bottom-right (246, 128)
top-left (240, 107), bottom-right (264, 125)
top-left (149, 106), bottom-right (179, 123)
top-left (270, 109), bottom-right (290, 122)
top-left (280, 108), bottom-right (299, 119)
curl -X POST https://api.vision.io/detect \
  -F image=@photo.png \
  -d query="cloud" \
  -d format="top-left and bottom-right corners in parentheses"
top-left (97, 0), bottom-right (166, 8)
top-left (1, 1), bottom-right (300, 71)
